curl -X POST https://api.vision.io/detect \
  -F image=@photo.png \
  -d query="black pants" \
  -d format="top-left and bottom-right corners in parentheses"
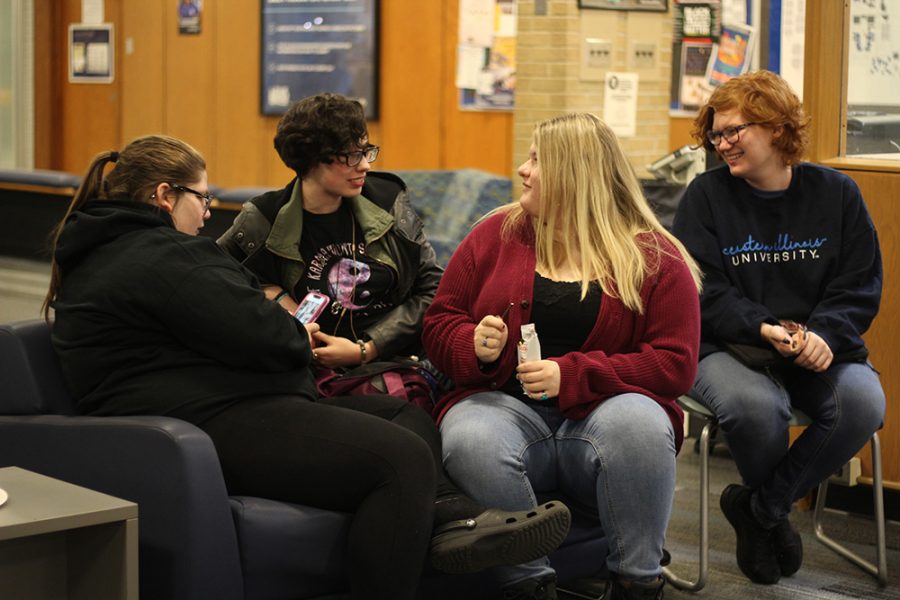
top-left (201, 394), bottom-right (438, 600)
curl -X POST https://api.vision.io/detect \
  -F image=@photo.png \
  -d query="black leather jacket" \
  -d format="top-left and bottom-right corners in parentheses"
top-left (217, 172), bottom-right (443, 359)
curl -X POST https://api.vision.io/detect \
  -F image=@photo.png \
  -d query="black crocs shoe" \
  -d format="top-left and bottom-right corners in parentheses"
top-left (430, 500), bottom-right (571, 574)
top-left (503, 574), bottom-right (558, 600)
top-left (719, 484), bottom-right (780, 584)
top-left (772, 518), bottom-right (803, 576)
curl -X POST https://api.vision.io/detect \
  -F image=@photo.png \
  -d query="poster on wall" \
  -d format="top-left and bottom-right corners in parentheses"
top-left (178, 0), bottom-right (202, 35)
top-left (706, 22), bottom-right (755, 87)
top-left (669, 0), bottom-right (720, 112)
top-left (457, 0), bottom-right (516, 112)
top-left (603, 72), bottom-right (639, 138)
top-left (679, 41), bottom-right (713, 109)
top-left (260, 0), bottom-right (379, 119)
top-left (68, 24), bottom-right (114, 84)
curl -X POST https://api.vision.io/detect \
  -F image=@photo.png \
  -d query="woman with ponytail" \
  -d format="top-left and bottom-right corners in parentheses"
top-left (44, 134), bottom-right (570, 599)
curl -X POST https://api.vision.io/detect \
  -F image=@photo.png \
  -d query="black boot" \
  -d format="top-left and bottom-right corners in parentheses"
top-left (502, 574), bottom-right (558, 600)
top-left (600, 575), bottom-right (664, 600)
top-left (771, 517), bottom-right (803, 576)
top-left (719, 484), bottom-right (780, 584)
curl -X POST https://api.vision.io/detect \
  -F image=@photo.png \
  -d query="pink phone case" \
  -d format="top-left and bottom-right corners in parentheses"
top-left (293, 292), bottom-right (330, 324)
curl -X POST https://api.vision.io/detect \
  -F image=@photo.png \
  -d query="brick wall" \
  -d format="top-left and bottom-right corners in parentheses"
top-left (513, 1), bottom-right (673, 180)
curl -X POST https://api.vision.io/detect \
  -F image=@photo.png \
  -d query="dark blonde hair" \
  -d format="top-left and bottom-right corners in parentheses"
top-left (43, 134), bottom-right (206, 319)
top-left (692, 70), bottom-right (810, 164)
top-left (501, 113), bottom-right (701, 313)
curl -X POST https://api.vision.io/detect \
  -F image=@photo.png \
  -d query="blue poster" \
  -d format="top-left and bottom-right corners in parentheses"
top-left (261, 0), bottom-right (379, 118)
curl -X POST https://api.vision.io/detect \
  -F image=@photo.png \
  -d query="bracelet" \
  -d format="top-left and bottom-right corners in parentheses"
top-left (357, 339), bottom-right (368, 364)
top-left (273, 290), bottom-right (289, 303)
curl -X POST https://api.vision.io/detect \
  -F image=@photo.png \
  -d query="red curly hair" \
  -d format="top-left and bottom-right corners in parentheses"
top-left (692, 70), bottom-right (811, 165)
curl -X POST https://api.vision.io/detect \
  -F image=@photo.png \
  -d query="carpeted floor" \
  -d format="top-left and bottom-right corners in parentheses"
top-left (662, 440), bottom-right (900, 599)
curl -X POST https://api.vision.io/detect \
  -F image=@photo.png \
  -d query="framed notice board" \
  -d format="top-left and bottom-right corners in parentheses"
top-left (260, 0), bottom-right (379, 119)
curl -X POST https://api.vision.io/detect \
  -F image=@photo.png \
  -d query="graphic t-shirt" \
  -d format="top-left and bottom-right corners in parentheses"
top-left (297, 202), bottom-right (397, 340)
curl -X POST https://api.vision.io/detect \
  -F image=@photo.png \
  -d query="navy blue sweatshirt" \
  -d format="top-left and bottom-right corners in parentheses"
top-left (673, 163), bottom-right (882, 359)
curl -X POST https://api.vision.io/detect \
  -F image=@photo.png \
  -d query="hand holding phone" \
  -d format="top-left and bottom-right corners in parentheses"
top-left (293, 291), bottom-right (330, 324)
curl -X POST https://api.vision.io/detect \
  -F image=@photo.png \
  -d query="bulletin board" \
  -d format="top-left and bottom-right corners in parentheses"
top-left (457, 0), bottom-right (517, 111)
top-left (260, 0), bottom-right (379, 118)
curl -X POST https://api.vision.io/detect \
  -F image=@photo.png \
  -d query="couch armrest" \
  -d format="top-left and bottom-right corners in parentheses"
top-left (0, 414), bottom-right (244, 600)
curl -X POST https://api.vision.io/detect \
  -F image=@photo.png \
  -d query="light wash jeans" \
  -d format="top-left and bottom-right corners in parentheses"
top-left (692, 352), bottom-right (885, 526)
top-left (439, 391), bottom-right (676, 586)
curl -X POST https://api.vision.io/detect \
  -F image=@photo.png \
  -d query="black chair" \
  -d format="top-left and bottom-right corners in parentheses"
top-left (663, 395), bottom-right (888, 591)
top-left (0, 319), bottom-right (609, 599)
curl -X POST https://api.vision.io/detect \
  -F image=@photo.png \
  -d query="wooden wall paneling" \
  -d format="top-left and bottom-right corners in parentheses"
top-left (212, 0), bottom-right (289, 189)
top-left (33, 0), bottom-right (62, 169)
top-left (669, 115), bottom-right (694, 152)
top-left (373, 0), bottom-right (444, 172)
top-left (120, 3), bottom-right (165, 142)
top-left (440, 0), bottom-right (513, 176)
top-left (842, 169), bottom-right (900, 485)
top-left (58, 0), bottom-right (122, 174)
top-left (803, 1), bottom-right (848, 163)
top-left (163, 0), bottom-right (216, 166)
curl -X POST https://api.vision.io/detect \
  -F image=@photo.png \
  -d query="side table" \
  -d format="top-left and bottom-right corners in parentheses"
top-left (0, 466), bottom-right (138, 600)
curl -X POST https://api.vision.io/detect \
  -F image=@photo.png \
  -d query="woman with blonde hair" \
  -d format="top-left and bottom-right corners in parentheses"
top-left (423, 113), bottom-right (702, 600)
top-left (674, 70), bottom-right (884, 585)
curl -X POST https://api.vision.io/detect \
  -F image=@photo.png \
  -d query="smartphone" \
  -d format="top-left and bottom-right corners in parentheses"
top-left (293, 291), bottom-right (330, 324)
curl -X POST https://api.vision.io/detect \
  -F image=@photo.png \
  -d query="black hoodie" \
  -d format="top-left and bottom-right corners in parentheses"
top-left (52, 200), bottom-right (316, 424)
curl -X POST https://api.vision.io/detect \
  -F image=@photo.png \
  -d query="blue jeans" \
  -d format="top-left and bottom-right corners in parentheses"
top-left (439, 392), bottom-right (676, 585)
top-left (692, 352), bottom-right (885, 526)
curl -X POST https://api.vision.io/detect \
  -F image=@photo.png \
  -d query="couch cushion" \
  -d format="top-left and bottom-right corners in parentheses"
top-left (0, 320), bottom-right (76, 415)
top-left (229, 496), bottom-right (352, 599)
top-left (396, 169), bottom-right (512, 266)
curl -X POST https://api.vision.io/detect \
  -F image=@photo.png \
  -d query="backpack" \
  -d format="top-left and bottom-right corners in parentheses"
top-left (314, 359), bottom-right (441, 417)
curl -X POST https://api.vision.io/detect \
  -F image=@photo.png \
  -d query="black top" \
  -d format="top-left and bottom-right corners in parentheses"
top-left (502, 273), bottom-right (602, 403)
top-left (298, 201), bottom-right (397, 338)
top-left (52, 200), bottom-right (316, 424)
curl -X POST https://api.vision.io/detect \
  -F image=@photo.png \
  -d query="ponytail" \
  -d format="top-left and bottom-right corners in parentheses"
top-left (42, 150), bottom-right (119, 320)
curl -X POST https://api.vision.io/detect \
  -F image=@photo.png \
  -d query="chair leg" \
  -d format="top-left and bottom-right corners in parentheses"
top-left (663, 421), bottom-right (710, 591)
top-left (812, 433), bottom-right (888, 587)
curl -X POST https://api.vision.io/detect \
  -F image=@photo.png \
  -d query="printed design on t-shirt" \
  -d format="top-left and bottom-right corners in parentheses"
top-left (328, 258), bottom-right (372, 310)
top-left (721, 233), bottom-right (828, 267)
top-left (304, 241), bottom-right (391, 315)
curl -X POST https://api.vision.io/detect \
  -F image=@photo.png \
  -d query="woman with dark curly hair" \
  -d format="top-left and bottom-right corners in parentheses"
top-left (220, 93), bottom-right (437, 366)
top-left (673, 70), bottom-right (885, 586)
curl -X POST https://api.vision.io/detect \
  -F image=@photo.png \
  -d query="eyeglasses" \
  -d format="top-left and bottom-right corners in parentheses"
top-left (171, 183), bottom-right (214, 212)
top-left (336, 145), bottom-right (379, 167)
top-left (706, 122), bottom-right (755, 146)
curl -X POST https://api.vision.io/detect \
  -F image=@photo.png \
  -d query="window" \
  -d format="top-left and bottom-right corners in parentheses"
top-left (0, 0), bottom-right (34, 168)
top-left (846, 0), bottom-right (900, 159)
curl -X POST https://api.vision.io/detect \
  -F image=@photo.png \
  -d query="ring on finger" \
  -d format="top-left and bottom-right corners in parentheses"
top-left (481, 337), bottom-right (489, 347)
top-left (539, 392), bottom-right (549, 401)
top-left (312, 351), bottom-right (319, 361)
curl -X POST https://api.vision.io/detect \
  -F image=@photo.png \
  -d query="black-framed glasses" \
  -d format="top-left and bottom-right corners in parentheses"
top-left (171, 183), bottom-right (214, 212)
top-left (337, 145), bottom-right (379, 167)
top-left (706, 122), bottom-right (755, 146)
